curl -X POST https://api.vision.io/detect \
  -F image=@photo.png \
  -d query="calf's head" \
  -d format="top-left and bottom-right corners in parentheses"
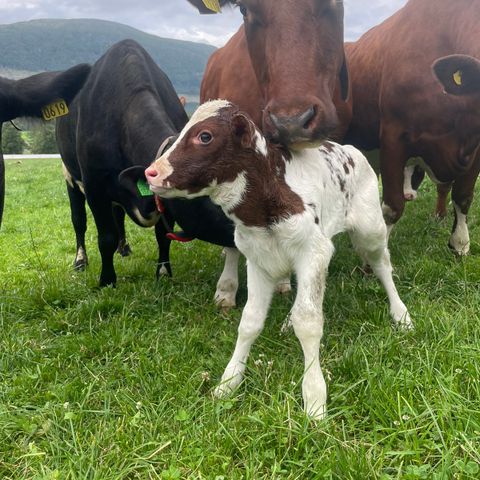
top-left (187, 0), bottom-right (348, 147)
top-left (145, 100), bottom-right (261, 201)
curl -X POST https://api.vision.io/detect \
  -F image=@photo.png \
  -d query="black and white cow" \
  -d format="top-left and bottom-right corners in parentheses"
top-left (57, 39), bottom-right (235, 288)
top-left (0, 64), bottom-right (91, 229)
top-left (145, 100), bottom-right (412, 418)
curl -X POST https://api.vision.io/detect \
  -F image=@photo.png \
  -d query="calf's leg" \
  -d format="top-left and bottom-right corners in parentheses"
top-left (291, 240), bottom-right (333, 420)
top-left (214, 247), bottom-right (240, 308)
top-left (214, 262), bottom-right (275, 396)
top-left (349, 219), bottom-right (412, 329)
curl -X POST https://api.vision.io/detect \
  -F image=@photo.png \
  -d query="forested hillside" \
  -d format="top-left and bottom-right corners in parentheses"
top-left (0, 18), bottom-right (216, 94)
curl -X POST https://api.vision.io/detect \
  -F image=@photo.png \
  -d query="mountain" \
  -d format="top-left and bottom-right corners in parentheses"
top-left (0, 18), bottom-right (216, 95)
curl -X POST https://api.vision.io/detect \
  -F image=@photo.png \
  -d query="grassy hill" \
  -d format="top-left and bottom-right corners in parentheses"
top-left (0, 18), bottom-right (216, 95)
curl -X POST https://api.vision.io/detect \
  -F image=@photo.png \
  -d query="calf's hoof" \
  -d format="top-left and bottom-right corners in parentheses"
top-left (305, 403), bottom-right (327, 421)
top-left (214, 280), bottom-right (237, 309)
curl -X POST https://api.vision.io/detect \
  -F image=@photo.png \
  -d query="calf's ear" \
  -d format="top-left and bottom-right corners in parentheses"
top-left (432, 54), bottom-right (480, 95)
top-left (231, 113), bottom-right (256, 149)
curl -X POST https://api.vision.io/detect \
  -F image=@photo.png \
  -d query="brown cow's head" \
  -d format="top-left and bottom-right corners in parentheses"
top-left (433, 55), bottom-right (480, 96)
top-left (187, 0), bottom-right (348, 147)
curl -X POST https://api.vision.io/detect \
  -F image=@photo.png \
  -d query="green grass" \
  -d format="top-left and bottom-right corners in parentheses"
top-left (1, 157), bottom-right (480, 479)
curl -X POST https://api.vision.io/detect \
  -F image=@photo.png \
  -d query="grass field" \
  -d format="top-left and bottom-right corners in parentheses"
top-left (0, 157), bottom-right (480, 479)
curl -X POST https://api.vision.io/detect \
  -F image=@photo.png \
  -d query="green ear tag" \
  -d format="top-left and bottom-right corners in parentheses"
top-left (137, 179), bottom-right (153, 197)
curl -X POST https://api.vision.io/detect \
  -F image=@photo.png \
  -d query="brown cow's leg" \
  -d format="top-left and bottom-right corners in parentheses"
top-left (448, 152), bottom-right (480, 255)
top-left (435, 183), bottom-right (452, 219)
top-left (379, 130), bottom-right (407, 242)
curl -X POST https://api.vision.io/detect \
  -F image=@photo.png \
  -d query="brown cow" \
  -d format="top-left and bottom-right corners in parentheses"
top-left (343, 0), bottom-right (480, 256)
top-left (189, 0), bottom-right (350, 146)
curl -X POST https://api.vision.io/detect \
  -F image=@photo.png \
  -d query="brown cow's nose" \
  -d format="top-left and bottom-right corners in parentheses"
top-left (145, 166), bottom-right (158, 180)
top-left (264, 98), bottom-right (339, 146)
top-left (268, 107), bottom-right (316, 144)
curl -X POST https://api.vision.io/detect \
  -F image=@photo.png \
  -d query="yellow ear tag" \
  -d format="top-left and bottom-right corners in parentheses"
top-left (42, 99), bottom-right (69, 121)
top-left (202, 0), bottom-right (221, 13)
top-left (453, 70), bottom-right (463, 86)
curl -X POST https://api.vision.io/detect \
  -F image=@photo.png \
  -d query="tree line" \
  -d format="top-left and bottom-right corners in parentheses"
top-left (2, 122), bottom-right (58, 154)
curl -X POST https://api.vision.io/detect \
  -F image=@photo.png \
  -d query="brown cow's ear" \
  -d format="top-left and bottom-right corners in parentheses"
top-left (432, 54), bottom-right (480, 96)
top-left (232, 113), bottom-right (255, 148)
top-left (339, 51), bottom-right (350, 101)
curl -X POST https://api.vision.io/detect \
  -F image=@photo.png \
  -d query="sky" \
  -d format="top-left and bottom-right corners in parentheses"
top-left (0, 0), bottom-right (408, 47)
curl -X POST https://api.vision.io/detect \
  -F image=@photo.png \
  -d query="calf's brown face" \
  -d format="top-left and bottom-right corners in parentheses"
top-left (145, 101), bottom-right (257, 198)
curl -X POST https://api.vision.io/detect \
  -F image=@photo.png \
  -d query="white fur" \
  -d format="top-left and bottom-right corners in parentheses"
top-left (254, 131), bottom-right (268, 157)
top-left (160, 99), bottom-right (232, 164)
top-left (214, 247), bottom-right (241, 308)
top-left (403, 164), bottom-right (418, 200)
top-left (449, 202), bottom-right (470, 255)
top-left (62, 162), bottom-right (85, 194)
top-left (212, 141), bottom-right (412, 419)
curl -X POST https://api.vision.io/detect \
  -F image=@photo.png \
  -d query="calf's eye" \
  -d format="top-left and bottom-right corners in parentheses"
top-left (199, 132), bottom-right (213, 144)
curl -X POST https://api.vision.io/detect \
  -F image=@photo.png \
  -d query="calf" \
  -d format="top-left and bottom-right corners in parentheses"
top-left (0, 64), bottom-right (91, 229)
top-left (145, 100), bottom-right (411, 419)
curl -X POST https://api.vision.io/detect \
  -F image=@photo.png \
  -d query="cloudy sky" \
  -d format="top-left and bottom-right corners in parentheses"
top-left (0, 0), bottom-right (407, 46)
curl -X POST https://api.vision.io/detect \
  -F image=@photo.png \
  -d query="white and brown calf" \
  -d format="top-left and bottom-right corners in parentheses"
top-left (145, 100), bottom-right (412, 419)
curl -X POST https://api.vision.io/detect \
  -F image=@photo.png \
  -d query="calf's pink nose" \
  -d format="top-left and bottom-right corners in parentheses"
top-left (145, 166), bottom-right (158, 179)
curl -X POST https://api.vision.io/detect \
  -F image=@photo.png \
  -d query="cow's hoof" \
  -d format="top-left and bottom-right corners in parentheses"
top-left (448, 241), bottom-right (470, 257)
top-left (276, 279), bottom-right (292, 295)
top-left (214, 294), bottom-right (236, 310)
top-left (403, 190), bottom-right (418, 201)
top-left (434, 211), bottom-right (448, 221)
top-left (156, 262), bottom-right (172, 279)
top-left (117, 242), bottom-right (132, 257)
top-left (74, 259), bottom-right (88, 271)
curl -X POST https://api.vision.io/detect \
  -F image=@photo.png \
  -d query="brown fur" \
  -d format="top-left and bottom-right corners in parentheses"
top-left (200, 0), bottom-right (351, 144)
top-left (158, 107), bottom-right (305, 227)
top-left (342, 0), bottom-right (480, 222)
